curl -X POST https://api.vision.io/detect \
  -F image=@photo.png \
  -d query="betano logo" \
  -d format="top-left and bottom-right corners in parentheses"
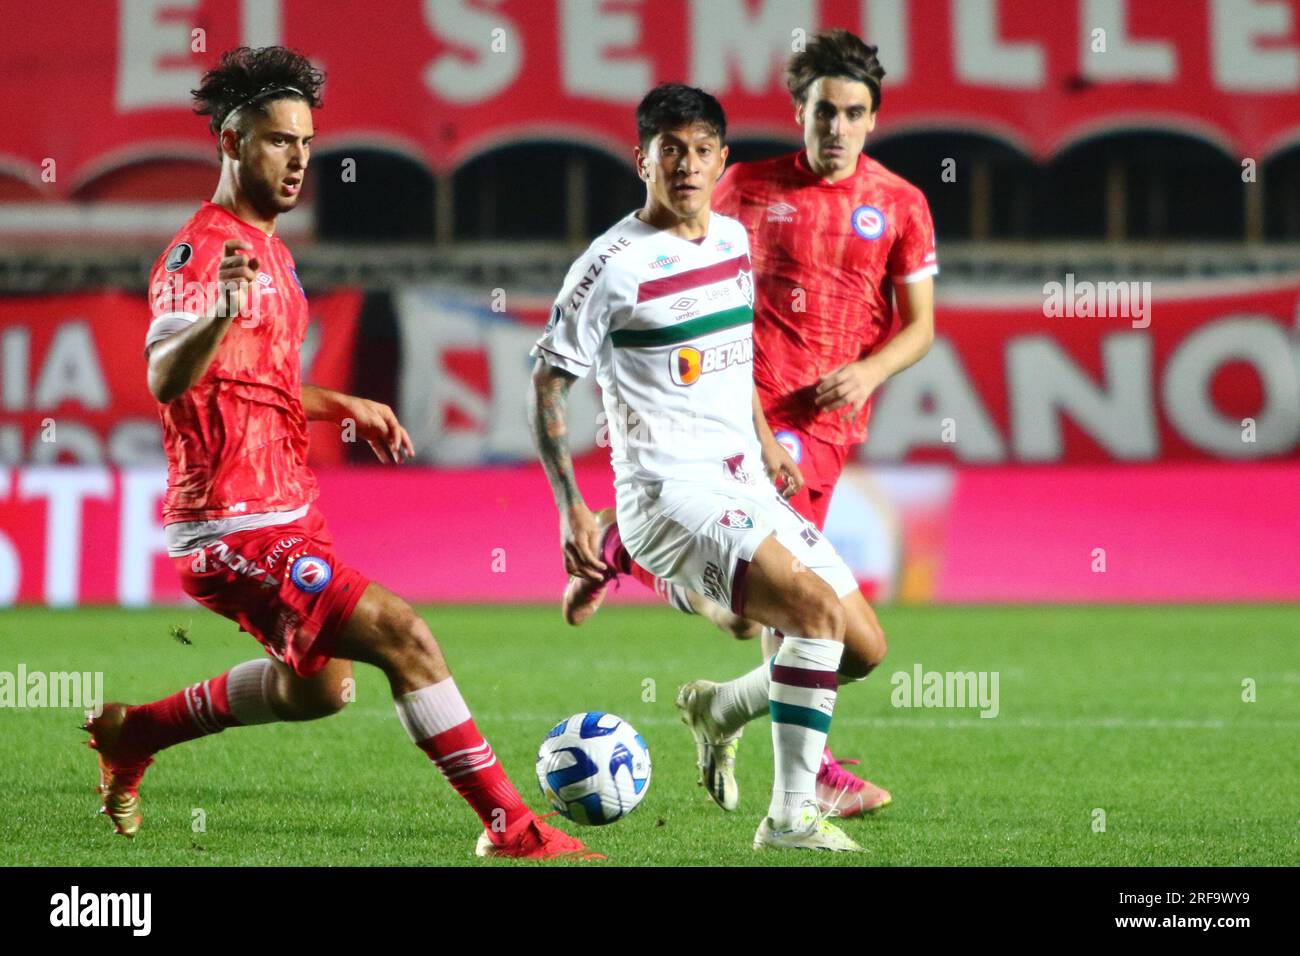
top-left (669, 337), bottom-right (753, 386)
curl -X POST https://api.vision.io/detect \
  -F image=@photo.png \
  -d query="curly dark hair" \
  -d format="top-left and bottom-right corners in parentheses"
top-left (785, 29), bottom-right (885, 111)
top-left (192, 46), bottom-right (325, 138)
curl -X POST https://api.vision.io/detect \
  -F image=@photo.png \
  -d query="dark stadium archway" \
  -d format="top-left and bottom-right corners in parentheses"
top-left (452, 141), bottom-right (639, 242)
top-left (1263, 145), bottom-right (1300, 240)
top-left (867, 131), bottom-right (1036, 240)
top-left (315, 147), bottom-right (436, 241)
top-left (74, 158), bottom-right (216, 202)
top-left (1044, 131), bottom-right (1243, 240)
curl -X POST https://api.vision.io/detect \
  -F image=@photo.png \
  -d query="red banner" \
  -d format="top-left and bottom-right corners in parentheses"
top-left (5, 0), bottom-right (1300, 196)
top-left (862, 279), bottom-right (1300, 463)
top-left (0, 290), bottom-right (362, 467)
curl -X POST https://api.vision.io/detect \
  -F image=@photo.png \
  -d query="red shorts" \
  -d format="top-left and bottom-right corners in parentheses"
top-left (770, 424), bottom-right (852, 530)
top-left (172, 505), bottom-right (369, 678)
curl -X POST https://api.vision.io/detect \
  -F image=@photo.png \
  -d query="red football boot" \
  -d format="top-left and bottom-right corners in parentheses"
top-left (475, 815), bottom-right (604, 861)
top-left (83, 702), bottom-right (154, 838)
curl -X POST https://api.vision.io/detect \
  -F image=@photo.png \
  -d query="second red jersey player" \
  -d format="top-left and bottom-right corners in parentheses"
top-left (712, 149), bottom-right (937, 525)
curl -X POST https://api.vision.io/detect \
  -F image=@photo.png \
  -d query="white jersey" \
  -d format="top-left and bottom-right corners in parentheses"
top-left (531, 210), bottom-right (765, 489)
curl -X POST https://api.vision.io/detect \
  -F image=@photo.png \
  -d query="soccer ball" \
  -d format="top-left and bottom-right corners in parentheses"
top-left (535, 712), bottom-right (652, 825)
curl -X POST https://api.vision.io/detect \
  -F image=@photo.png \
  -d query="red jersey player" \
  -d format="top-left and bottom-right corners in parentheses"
top-left (82, 46), bottom-right (592, 860)
top-left (563, 31), bottom-right (935, 821)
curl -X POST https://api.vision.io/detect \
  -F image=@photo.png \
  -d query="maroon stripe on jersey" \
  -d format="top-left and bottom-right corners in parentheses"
top-left (771, 664), bottom-right (839, 690)
top-left (637, 254), bottom-right (751, 303)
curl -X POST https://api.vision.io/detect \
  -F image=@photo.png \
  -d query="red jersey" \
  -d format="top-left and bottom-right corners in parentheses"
top-left (146, 201), bottom-right (318, 525)
top-left (713, 151), bottom-right (937, 444)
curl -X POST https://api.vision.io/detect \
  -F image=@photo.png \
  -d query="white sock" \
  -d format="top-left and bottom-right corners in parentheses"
top-left (394, 677), bottom-right (471, 743)
top-left (768, 636), bottom-right (844, 826)
top-left (711, 661), bottom-right (771, 735)
top-left (760, 625), bottom-right (782, 659)
top-left (225, 658), bottom-right (279, 725)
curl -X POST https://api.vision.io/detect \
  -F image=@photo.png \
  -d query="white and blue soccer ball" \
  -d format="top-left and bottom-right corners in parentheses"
top-left (536, 712), bottom-right (651, 825)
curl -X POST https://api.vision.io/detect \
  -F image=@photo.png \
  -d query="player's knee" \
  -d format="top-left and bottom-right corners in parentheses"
top-left (378, 603), bottom-right (441, 677)
top-left (791, 587), bottom-right (845, 642)
top-left (868, 621), bottom-right (887, 667)
top-left (839, 612), bottom-right (886, 680)
top-left (271, 666), bottom-right (349, 720)
top-left (825, 600), bottom-right (847, 643)
top-left (839, 639), bottom-right (878, 682)
top-left (299, 681), bottom-right (350, 719)
top-left (859, 618), bottom-right (886, 669)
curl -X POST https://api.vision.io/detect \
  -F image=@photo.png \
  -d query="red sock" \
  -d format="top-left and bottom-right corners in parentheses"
top-left (605, 524), bottom-right (655, 591)
top-left (628, 559), bottom-right (659, 592)
top-left (121, 672), bottom-right (240, 760)
top-left (416, 719), bottom-right (532, 835)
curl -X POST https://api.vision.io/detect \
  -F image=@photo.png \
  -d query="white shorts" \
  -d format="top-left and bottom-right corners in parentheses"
top-left (616, 477), bottom-right (859, 616)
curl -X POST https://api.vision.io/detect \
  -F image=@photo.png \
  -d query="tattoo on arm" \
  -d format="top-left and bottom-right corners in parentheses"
top-left (529, 360), bottom-right (583, 509)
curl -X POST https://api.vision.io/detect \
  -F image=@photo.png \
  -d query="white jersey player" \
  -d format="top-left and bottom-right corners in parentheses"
top-left (529, 84), bottom-right (886, 852)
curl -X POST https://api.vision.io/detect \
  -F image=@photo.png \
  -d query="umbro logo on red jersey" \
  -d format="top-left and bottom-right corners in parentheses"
top-left (766, 201), bottom-right (797, 222)
top-left (256, 272), bottom-right (278, 295)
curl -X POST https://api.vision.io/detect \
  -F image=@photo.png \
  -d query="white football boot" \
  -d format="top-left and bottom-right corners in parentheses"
top-left (753, 800), bottom-right (864, 852)
top-left (676, 680), bottom-right (743, 812)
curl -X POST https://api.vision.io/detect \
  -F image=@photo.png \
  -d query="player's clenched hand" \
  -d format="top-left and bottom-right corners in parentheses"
top-left (814, 359), bottom-right (885, 417)
top-left (217, 239), bottom-right (258, 319)
top-left (342, 397), bottom-right (415, 464)
top-left (562, 502), bottom-right (608, 582)
top-left (761, 438), bottom-right (805, 499)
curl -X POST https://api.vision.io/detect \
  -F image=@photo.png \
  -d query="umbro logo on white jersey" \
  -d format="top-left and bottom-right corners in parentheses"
top-left (670, 297), bottom-right (697, 311)
top-left (766, 201), bottom-right (797, 222)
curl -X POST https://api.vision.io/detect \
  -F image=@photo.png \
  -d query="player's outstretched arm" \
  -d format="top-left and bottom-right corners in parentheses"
top-left (146, 239), bottom-right (256, 404)
top-left (815, 277), bottom-right (935, 414)
top-left (301, 384), bottom-right (414, 464)
top-left (528, 358), bottom-right (606, 582)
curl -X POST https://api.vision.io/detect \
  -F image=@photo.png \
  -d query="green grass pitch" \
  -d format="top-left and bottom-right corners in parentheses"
top-left (1, 603), bottom-right (1296, 866)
